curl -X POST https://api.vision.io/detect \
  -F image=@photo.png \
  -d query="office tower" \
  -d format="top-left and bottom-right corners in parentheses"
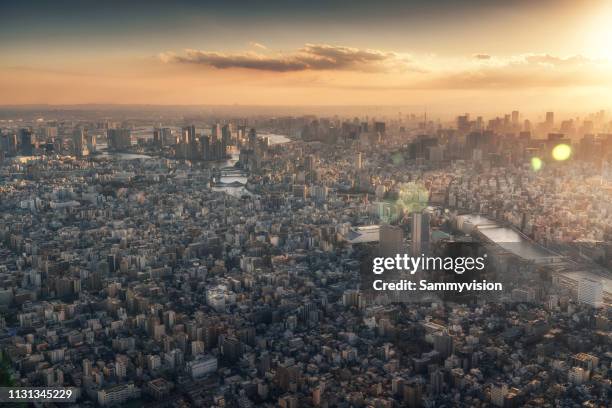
top-left (511, 110), bottom-right (519, 125)
top-left (163, 310), bottom-right (176, 329)
top-left (153, 128), bottom-right (162, 147)
top-left (577, 278), bottom-right (603, 307)
top-left (83, 359), bottom-right (92, 377)
top-left (457, 114), bottom-right (470, 133)
top-left (87, 133), bottom-right (96, 153)
top-left (379, 224), bottom-right (404, 257)
top-left (248, 128), bottom-right (258, 149)
top-left (1, 133), bottom-right (17, 156)
top-left (429, 369), bottom-right (444, 395)
top-left (221, 124), bottom-right (232, 146)
top-left (211, 124), bottom-right (222, 142)
top-left (221, 337), bottom-right (242, 363)
top-left (153, 127), bottom-right (173, 146)
top-left (200, 134), bottom-right (210, 160)
top-left (107, 129), bottom-right (131, 150)
top-left (354, 152), bottom-right (362, 170)
top-left (182, 125), bottom-right (196, 144)
top-left (411, 212), bottom-right (430, 256)
top-left (374, 121), bottom-right (386, 134)
top-left (546, 112), bottom-right (554, 127)
top-left (72, 128), bottom-right (87, 157)
top-left (409, 135), bottom-right (438, 159)
top-left (237, 124), bottom-right (247, 144)
top-left (433, 331), bottom-right (453, 358)
top-left (305, 154), bottom-right (316, 172)
top-left (19, 128), bottom-right (34, 156)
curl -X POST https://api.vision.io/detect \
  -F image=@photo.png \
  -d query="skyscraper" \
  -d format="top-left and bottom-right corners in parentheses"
top-left (411, 212), bottom-right (430, 256)
top-left (379, 224), bottom-right (404, 257)
top-left (354, 152), bottom-right (362, 170)
top-left (107, 129), bottom-right (131, 150)
top-left (182, 125), bottom-right (196, 144)
top-left (72, 128), bottom-right (87, 157)
top-left (511, 110), bottom-right (519, 125)
top-left (577, 278), bottom-right (603, 308)
top-left (221, 124), bottom-right (232, 147)
top-left (545, 111), bottom-right (554, 128)
top-left (19, 128), bottom-right (34, 156)
top-left (87, 133), bottom-right (96, 154)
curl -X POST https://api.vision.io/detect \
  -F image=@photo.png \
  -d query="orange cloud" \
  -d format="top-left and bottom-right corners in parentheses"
top-left (160, 43), bottom-right (408, 72)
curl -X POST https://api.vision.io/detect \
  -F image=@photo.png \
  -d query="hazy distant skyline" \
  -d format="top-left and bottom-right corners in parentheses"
top-left (2, 0), bottom-right (612, 113)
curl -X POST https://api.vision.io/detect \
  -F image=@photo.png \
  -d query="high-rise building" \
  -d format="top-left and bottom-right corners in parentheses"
top-left (1, 133), bottom-right (17, 156)
top-left (87, 133), bottom-right (96, 154)
top-left (379, 224), bottom-right (404, 257)
top-left (19, 128), bottom-right (34, 156)
top-left (153, 128), bottom-right (163, 147)
top-left (545, 111), bottom-right (554, 127)
top-left (107, 129), bottom-right (131, 150)
top-left (433, 331), bottom-right (453, 358)
top-left (221, 124), bottom-right (232, 146)
top-left (577, 277), bottom-right (603, 307)
top-left (181, 125), bottom-right (196, 144)
top-left (211, 124), bottom-right (222, 142)
top-left (248, 128), bottom-right (258, 149)
top-left (200, 135), bottom-right (211, 160)
top-left (72, 128), bottom-right (87, 157)
top-left (153, 127), bottom-right (174, 146)
top-left (429, 369), bottom-right (444, 395)
top-left (411, 212), bottom-right (430, 256)
top-left (354, 152), bottom-right (362, 170)
top-left (511, 110), bottom-right (519, 125)
top-left (305, 154), bottom-right (316, 172)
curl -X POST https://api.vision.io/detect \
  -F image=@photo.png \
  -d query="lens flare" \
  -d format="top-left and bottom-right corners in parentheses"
top-left (397, 182), bottom-right (429, 213)
top-left (531, 157), bottom-right (543, 171)
top-left (552, 144), bottom-right (571, 161)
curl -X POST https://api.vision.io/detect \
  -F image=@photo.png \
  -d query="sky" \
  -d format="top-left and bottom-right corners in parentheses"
top-left (2, 0), bottom-right (612, 115)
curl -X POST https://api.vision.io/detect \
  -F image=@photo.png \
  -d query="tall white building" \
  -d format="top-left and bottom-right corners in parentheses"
top-left (577, 277), bottom-right (603, 307)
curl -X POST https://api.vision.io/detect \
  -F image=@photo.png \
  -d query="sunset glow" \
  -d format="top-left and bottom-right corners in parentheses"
top-left (1, 0), bottom-right (611, 113)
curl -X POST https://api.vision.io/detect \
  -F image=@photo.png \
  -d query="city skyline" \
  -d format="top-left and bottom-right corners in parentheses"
top-left (2, 0), bottom-right (612, 113)
top-left (0, 2), bottom-right (611, 407)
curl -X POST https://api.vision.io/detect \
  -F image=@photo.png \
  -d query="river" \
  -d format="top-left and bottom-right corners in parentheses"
top-left (97, 133), bottom-right (291, 197)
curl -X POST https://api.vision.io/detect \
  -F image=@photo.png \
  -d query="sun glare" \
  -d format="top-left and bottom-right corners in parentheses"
top-left (552, 144), bottom-right (571, 161)
top-left (585, 6), bottom-right (612, 60)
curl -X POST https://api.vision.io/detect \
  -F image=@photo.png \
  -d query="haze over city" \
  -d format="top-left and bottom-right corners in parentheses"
top-left (2, 0), bottom-right (612, 114)
top-left (0, 2), bottom-right (611, 407)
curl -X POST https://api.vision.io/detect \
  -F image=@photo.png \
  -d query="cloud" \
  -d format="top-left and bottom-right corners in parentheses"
top-left (249, 42), bottom-right (268, 50)
top-left (425, 54), bottom-right (608, 89)
top-left (522, 53), bottom-right (591, 66)
top-left (159, 45), bottom-right (611, 91)
top-left (160, 43), bottom-right (409, 72)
